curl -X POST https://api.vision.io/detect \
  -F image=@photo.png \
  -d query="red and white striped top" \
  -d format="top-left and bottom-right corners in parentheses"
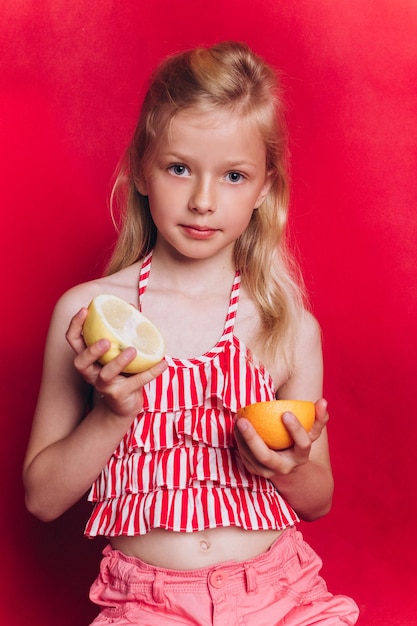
top-left (85, 252), bottom-right (298, 537)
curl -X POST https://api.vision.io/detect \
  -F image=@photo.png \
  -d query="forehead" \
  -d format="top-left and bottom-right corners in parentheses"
top-left (169, 106), bottom-right (259, 134)
top-left (161, 108), bottom-right (266, 160)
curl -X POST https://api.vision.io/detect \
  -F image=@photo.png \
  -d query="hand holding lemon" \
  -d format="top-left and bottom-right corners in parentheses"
top-left (82, 294), bottom-right (165, 374)
top-left (236, 400), bottom-right (315, 450)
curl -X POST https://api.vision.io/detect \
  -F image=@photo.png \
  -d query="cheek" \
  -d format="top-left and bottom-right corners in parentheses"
top-left (148, 203), bottom-right (164, 227)
top-left (147, 191), bottom-right (179, 232)
top-left (227, 208), bottom-right (255, 235)
top-left (148, 178), bottom-right (184, 210)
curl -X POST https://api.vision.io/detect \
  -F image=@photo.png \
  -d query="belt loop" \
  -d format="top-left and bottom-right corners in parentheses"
top-left (244, 564), bottom-right (258, 594)
top-left (293, 532), bottom-right (311, 567)
top-left (152, 571), bottom-right (166, 604)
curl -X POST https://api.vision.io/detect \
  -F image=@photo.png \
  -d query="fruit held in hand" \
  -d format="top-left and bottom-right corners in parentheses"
top-left (236, 399), bottom-right (315, 450)
top-left (82, 294), bottom-right (165, 374)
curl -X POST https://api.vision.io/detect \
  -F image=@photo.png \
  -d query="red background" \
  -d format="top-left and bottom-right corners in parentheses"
top-left (1, 1), bottom-right (416, 624)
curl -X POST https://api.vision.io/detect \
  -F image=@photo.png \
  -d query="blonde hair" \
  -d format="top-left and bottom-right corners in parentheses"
top-left (107, 41), bottom-right (308, 365)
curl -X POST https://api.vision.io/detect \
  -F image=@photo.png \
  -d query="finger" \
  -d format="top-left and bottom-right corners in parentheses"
top-left (96, 347), bottom-right (139, 383)
top-left (306, 400), bottom-right (330, 442)
top-left (127, 358), bottom-right (168, 388)
top-left (65, 308), bottom-right (89, 354)
top-left (234, 420), bottom-right (288, 478)
top-left (233, 424), bottom-right (263, 471)
top-left (98, 350), bottom-right (168, 386)
top-left (307, 417), bottom-right (328, 442)
top-left (73, 338), bottom-right (111, 377)
top-left (315, 399), bottom-right (329, 424)
top-left (96, 358), bottom-right (169, 416)
top-left (281, 412), bottom-right (312, 447)
top-left (143, 358), bottom-right (169, 379)
top-left (234, 417), bottom-right (275, 466)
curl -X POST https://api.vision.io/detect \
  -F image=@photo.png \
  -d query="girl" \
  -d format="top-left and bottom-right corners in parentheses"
top-left (23, 42), bottom-right (359, 625)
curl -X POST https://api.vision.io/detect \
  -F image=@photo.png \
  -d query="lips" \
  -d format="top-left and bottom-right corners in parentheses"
top-left (181, 224), bottom-right (218, 239)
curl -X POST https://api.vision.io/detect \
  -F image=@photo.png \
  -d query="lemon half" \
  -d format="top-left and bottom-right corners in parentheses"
top-left (236, 399), bottom-right (315, 450)
top-left (82, 294), bottom-right (165, 374)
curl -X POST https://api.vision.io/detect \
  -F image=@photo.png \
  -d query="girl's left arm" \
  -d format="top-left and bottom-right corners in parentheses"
top-left (234, 310), bottom-right (334, 521)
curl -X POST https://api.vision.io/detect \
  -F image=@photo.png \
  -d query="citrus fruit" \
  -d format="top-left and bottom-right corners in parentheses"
top-left (82, 294), bottom-right (165, 374)
top-left (236, 399), bottom-right (315, 450)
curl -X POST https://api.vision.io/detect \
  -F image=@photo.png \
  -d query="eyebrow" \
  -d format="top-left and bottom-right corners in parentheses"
top-left (159, 152), bottom-right (258, 171)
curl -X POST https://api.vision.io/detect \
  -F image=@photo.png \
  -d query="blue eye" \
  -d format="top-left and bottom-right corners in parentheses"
top-left (169, 164), bottom-right (189, 176)
top-left (226, 171), bottom-right (244, 183)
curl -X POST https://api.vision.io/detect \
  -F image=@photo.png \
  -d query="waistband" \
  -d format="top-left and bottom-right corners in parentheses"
top-left (96, 527), bottom-right (311, 600)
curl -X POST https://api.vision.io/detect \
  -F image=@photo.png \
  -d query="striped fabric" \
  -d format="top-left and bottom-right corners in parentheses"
top-left (85, 252), bottom-right (298, 537)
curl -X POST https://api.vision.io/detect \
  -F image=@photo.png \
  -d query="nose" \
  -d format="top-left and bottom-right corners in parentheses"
top-left (188, 176), bottom-right (216, 213)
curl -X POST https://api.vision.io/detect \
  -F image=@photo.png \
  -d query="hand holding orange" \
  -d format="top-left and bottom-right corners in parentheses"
top-left (236, 399), bottom-right (315, 450)
top-left (82, 294), bottom-right (165, 374)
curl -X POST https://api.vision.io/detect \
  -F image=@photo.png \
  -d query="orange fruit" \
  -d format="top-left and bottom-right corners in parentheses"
top-left (82, 294), bottom-right (165, 374)
top-left (236, 399), bottom-right (315, 450)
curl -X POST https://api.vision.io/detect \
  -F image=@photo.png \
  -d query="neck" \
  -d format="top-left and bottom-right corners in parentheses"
top-left (150, 243), bottom-right (236, 294)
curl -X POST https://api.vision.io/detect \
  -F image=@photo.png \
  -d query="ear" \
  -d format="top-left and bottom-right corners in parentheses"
top-left (254, 171), bottom-right (273, 209)
top-left (135, 173), bottom-right (148, 196)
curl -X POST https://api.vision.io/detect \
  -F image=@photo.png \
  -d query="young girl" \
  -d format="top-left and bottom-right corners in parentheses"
top-left (23, 42), bottom-right (359, 625)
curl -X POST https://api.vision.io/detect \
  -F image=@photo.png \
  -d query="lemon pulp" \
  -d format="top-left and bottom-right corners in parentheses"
top-left (83, 294), bottom-right (165, 374)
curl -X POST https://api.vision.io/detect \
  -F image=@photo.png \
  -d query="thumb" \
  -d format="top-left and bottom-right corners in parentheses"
top-left (133, 358), bottom-right (168, 387)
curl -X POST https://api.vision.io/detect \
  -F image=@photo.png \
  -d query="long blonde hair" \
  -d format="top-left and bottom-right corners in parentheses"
top-left (107, 41), bottom-right (308, 366)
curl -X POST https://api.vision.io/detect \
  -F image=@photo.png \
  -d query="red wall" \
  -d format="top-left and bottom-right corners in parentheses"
top-left (1, 1), bottom-right (416, 624)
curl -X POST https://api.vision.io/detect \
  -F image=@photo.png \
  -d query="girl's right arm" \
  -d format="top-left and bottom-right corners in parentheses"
top-left (23, 288), bottom-right (166, 522)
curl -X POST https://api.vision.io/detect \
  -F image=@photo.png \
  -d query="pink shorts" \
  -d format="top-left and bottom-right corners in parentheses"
top-left (89, 527), bottom-right (359, 625)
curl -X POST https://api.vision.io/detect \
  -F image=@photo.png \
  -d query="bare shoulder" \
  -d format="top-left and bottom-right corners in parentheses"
top-left (277, 309), bottom-right (323, 402)
top-left (296, 309), bottom-right (322, 354)
top-left (52, 262), bottom-right (142, 324)
top-left (292, 308), bottom-right (323, 376)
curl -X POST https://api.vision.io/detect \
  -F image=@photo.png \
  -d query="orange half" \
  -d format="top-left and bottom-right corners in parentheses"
top-left (236, 399), bottom-right (315, 450)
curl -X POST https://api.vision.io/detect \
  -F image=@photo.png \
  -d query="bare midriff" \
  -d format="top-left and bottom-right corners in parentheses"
top-left (110, 526), bottom-right (285, 570)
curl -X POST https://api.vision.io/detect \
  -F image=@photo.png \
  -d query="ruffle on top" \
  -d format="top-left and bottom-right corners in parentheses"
top-left (85, 337), bottom-right (298, 537)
